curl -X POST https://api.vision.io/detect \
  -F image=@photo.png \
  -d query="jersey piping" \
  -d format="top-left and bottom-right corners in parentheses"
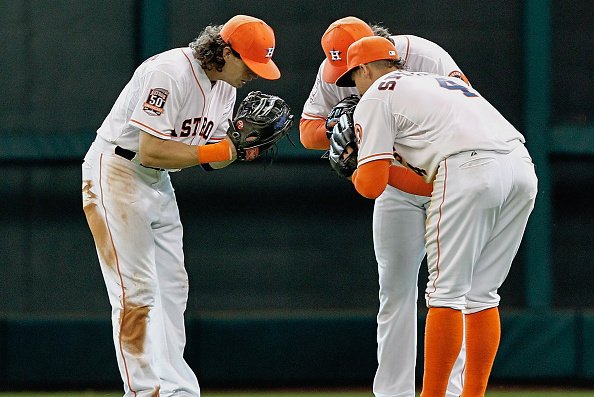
top-left (182, 49), bottom-right (208, 145)
top-left (129, 119), bottom-right (171, 137)
top-left (98, 153), bottom-right (137, 396)
top-left (358, 152), bottom-right (394, 165)
top-left (402, 35), bottom-right (411, 65)
top-left (428, 158), bottom-right (448, 303)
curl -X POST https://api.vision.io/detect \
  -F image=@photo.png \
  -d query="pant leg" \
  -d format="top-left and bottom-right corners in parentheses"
top-left (425, 152), bottom-right (506, 310)
top-left (465, 146), bottom-right (538, 313)
top-left (83, 144), bottom-right (165, 396)
top-left (423, 148), bottom-right (536, 396)
top-left (372, 186), bottom-right (465, 397)
top-left (373, 186), bottom-right (428, 397)
top-left (422, 152), bottom-right (503, 397)
top-left (447, 335), bottom-right (466, 397)
top-left (152, 179), bottom-right (200, 396)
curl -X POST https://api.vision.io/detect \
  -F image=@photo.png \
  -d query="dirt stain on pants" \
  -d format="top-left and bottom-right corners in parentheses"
top-left (82, 180), bottom-right (117, 271)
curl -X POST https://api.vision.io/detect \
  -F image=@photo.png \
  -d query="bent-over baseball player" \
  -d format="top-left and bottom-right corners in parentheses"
top-left (300, 16), bottom-right (466, 397)
top-left (82, 15), bottom-right (284, 396)
top-left (332, 36), bottom-right (537, 397)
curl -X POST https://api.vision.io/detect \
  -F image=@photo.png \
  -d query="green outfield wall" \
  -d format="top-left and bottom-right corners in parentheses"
top-left (0, 311), bottom-right (593, 388)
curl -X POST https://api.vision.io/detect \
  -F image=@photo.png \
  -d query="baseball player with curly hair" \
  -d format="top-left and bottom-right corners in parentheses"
top-left (82, 15), bottom-right (282, 396)
top-left (301, 16), bottom-right (466, 397)
top-left (332, 36), bottom-right (537, 397)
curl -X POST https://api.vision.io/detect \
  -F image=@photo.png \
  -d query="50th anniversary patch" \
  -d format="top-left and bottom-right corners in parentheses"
top-left (143, 88), bottom-right (169, 116)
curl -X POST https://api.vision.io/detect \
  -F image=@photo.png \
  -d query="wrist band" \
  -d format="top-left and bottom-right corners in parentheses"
top-left (197, 140), bottom-right (232, 164)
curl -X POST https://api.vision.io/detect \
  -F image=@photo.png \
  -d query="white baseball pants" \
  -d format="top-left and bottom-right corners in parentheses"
top-left (82, 137), bottom-right (200, 397)
top-left (425, 144), bottom-right (538, 312)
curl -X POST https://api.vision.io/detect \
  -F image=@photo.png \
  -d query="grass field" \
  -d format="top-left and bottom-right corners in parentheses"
top-left (1, 390), bottom-right (594, 397)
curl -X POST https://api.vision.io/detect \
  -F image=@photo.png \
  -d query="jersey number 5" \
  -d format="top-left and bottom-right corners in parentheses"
top-left (436, 77), bottom-right (478, 97)
top-left (378, 75), bottom-right (402, 91)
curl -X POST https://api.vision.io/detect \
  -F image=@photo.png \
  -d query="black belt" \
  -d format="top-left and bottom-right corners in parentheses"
top-left (115, 146), bottom-right (164, 171)
top-left (114, 146), bottom-right (136, 161)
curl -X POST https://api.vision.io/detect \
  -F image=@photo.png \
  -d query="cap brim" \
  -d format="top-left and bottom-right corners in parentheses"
top-left (322, 59), bottom-right (348, 84)
top-left (243, 58), bottom-right (281, 80)
top-left (335, 67), bottom-right (357, 87)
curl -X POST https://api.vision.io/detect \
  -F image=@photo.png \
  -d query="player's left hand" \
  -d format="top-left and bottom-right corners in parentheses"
top-left (226, 91), bottom-right (294, 161)
top-left (325, 95), bottom-right (360, 139)
top-left (329, 113), bottom-right (358, 178)
top-left (224, 135), bottom-right (238, 160)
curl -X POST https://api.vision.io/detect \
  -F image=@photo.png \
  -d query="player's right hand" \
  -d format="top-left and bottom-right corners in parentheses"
top-left (325, 118), bottom-right (339, 138)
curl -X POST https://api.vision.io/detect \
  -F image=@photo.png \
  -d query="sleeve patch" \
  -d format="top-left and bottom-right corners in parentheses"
top-left (143, 88), bottom-right (169, 116)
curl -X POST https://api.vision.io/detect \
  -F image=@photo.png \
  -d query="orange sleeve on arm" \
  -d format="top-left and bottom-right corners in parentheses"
top-left (299, 118), bottom-right (331, 150)
top-left (352, 160), bottom-right (391, 199)
top-left (388, 165), bottom-right (433, 197)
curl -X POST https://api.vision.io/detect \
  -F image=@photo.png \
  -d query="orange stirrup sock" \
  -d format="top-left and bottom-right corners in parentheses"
top-left (197, 140), bottom-right (232, 164)
top-left (461, 307), bottom-right (501, 397)
top-left (421, 307), bottom-right (463, 397)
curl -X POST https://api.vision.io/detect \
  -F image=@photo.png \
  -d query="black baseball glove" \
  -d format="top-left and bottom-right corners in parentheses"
top-left (227, 91), bottom-right (294, 161)
top-left (325, 95), bottom-right (360, 139)
top-left (329, 113), bottom-right (358, 178)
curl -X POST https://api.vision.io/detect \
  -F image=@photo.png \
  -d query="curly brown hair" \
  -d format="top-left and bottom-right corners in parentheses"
top-left (369, 23), bottom-right (391, 39)
top-left (189, 24), bottom-right (239, 72)
top-left (369, 23), bottom-right (405, 69)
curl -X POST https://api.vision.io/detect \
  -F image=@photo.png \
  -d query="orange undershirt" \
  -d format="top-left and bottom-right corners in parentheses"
top-left (388, 164), bottom-right (433, 197)
top-left (299, 118), bottom-right (330, 150)
top-left (352, 160), bottom-right (433, 199)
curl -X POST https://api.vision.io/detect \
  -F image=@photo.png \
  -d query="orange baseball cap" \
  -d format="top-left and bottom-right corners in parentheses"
top-left (335, 36), bottom-right (399, 87)
top-left (220, 15), bottom-right (281, 80)
top-left (321, 16), bottom-right (374, 84)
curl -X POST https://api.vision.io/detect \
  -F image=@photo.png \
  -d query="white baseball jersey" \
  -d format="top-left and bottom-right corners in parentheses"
top-left (98, 47), bottom-right (235, 153)
top-left (356, 70), bottom-right (525, 182)
top-left (301, 35), bottom-right (468, 397)
top-left (302, 35), bottom-right (467, 121)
